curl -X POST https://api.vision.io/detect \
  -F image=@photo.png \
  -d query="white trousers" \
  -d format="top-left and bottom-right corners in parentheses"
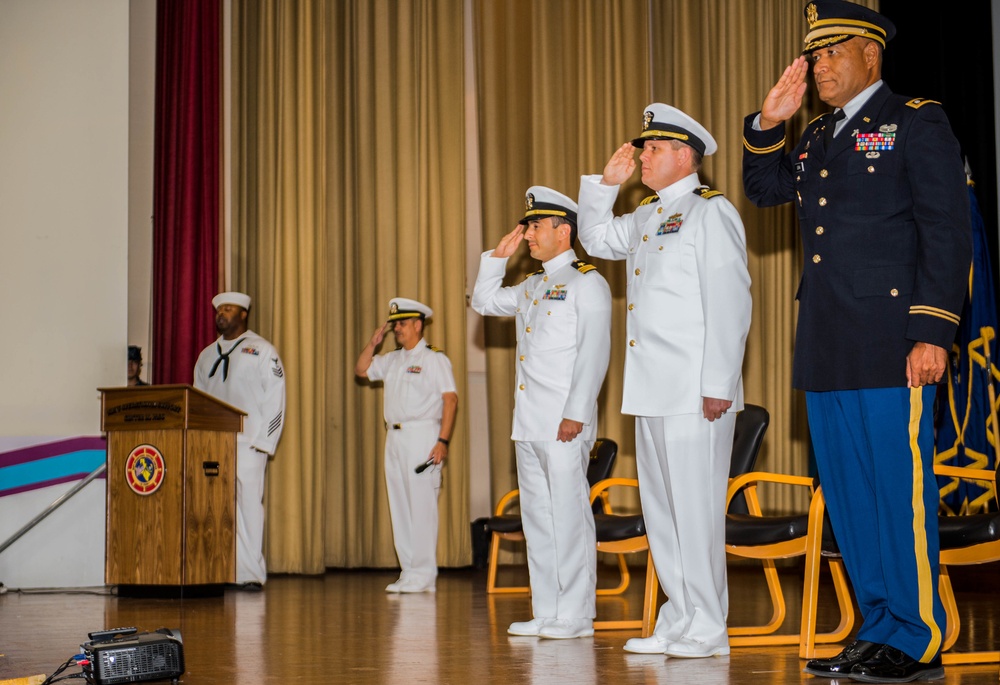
top-left (236, 441), bottom-right (268, 584)
top-left (635, 413), bottom-right (734, 646)
top-left (384, 421), bottom-right (441, 584)
top-left (515, 439), bottom-right (597, 620)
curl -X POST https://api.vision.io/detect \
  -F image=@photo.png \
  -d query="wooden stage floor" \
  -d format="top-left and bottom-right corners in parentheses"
top-left (1, 563), bottom-right (997, 684)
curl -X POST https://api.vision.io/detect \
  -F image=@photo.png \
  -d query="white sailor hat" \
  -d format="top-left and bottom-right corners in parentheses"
top-left (519, 186), bottom-right (578, 225)
top-left (631, 103), bottom-right (718, 157)
top-left (388, 297), bottom-right (433, 321)
top-left (212, 291), bottom-right (252, 310)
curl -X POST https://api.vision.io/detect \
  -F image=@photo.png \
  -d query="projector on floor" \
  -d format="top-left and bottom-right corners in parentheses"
top-left (81, 628), bottom-right (185, 684)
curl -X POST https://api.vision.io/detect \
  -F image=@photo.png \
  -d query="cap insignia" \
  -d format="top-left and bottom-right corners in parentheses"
top-left (643, 110), bottom-right (654, 131)
top-left (390, 302), bottom-right (399, 314)
top-left (806, 2), bottom-right (818, 26)
top-left (525, 193), bottom-right (535, 211)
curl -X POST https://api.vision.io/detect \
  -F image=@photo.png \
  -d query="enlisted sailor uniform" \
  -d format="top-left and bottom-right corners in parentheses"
top-left (742, 81), bottom-right (971, 661)
top-left (578, 163), bottom-right (751, 648)
top-left (472, 247), bottom-right (612, 622)
top-left (194, 329), bottom-right (286, 584)
top-left (367, 339), bottom-right (456, 588)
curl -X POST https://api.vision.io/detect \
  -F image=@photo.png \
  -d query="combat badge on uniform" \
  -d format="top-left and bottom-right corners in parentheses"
top-left (658, 213), bottom-right (684, 235)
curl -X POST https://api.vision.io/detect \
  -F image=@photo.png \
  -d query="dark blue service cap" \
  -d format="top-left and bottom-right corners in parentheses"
top-left (803, 0), bottom-right (896, 54)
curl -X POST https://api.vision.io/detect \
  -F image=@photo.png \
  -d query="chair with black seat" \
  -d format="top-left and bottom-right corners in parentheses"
top-left (589, 404), bottom-right (776, 637)
top-left (486, 438), bottom-right (620, 594)
top-left (591, 477), bottom-right (658, 635)
top-left (797, 461), bottom-right (1000, 663)
top-left (933, 461), bottom-right (1000, 665)
top-left (724, 405), bottom-right (855, 656)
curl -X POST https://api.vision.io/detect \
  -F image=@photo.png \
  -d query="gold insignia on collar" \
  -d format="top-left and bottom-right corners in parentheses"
top-left (863, 117), bottom-right (871, 123)
top-left (525, 193), bottom-right (534, 211)
top-left (643, 110), bottom-right (654, 131)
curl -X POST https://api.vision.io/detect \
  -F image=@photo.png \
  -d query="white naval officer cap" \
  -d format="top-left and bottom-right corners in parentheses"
top-left (631, 103), bottom-right (718, 157)
top-left (519, 186), bottom-right (578, 225)
top-left (212, 291), bottom-right (252, 310)
top-left (387, 297), bottom-right (433, 321)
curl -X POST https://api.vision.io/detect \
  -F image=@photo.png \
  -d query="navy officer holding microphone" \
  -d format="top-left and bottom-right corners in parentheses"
top-left (356, 297), bottom-right (458, 594)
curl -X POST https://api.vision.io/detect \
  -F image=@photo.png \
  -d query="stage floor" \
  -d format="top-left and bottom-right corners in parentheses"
top-left (1, 563), bottom-right (997, 684)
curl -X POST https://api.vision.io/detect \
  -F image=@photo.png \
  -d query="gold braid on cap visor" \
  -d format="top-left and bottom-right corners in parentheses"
top-left (640, 129), bottom-right (691, 143)
top-left (805, 18), bottom-right (887, 50)
top-left (523, 209), bottom-right (568, 218)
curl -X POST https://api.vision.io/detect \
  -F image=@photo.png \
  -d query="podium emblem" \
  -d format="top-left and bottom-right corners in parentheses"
top-left (125, 444), bottom-right (166, 495)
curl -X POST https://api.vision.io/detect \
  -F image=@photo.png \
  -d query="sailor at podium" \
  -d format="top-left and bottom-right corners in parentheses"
top-left (194, 290), bottom-right (286, 587)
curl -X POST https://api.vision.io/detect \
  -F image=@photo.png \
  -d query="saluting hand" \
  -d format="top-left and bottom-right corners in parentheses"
top-left (493, 224), bottom-right (525, 259)
top-left (368, 322), bottom-right (390, 348)
top-left (601, 143), bottom-right (636, 186)
top-left (759, 56), bottom-right (809, 130)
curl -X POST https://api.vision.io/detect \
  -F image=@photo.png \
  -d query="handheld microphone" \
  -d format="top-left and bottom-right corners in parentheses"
top-left (415, 458), bottom-right (435, 474)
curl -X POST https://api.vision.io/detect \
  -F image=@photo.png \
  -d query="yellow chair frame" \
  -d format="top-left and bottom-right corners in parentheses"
top-left (590, 477), bottom-right (658, 636)
top-left (725, 471), bottom-right (855, 655)
top-left (486, 439), bottom-right (627, 595)
top-left (934, 463), bottom-right (1000, 665)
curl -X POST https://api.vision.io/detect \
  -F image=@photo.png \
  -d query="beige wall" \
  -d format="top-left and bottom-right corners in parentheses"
top-left (0, 0), bottom-right (130, 436)
top-left (128, 0), bottom-right (156, 380)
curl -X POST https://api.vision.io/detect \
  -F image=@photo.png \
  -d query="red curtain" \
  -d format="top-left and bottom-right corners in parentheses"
top-left (152, 0), bottom-right (222, 384)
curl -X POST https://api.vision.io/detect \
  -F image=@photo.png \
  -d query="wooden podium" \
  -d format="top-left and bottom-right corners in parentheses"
top-left (99, 384), bottom-right (245, 589)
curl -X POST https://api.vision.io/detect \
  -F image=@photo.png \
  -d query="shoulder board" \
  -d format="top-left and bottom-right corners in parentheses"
top-left (572, 259), bottom-right (597, 274)
top-left (807, 113), bottom-right (825, 125)
top-left (523, 268), bottom-right (545, 280)
top-left (426, 344), bottom-right (445, 353)
top-left (638, 194), bottom-right (659, 206)
top-left (906, 98), bottom-right (941, 109)
top-left (694, 186), bottom-right (724, 200)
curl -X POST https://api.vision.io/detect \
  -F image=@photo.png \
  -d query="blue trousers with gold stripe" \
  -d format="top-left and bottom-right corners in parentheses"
top-left (806, 386), bottom-right (945, 663)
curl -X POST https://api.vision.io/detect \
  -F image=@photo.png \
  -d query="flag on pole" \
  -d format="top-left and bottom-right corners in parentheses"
top-left (935, 172), bottom-right (999, 514)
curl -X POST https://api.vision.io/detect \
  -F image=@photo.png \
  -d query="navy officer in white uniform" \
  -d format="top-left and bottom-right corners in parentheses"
top-left (194, 291), bottom-right (286, 588)
top-left (355, 298), bottom-right (458, 594)
top-left (472, 186), bottom-right (612, 640)
top-left (578, 104), bottom-right (752, 656)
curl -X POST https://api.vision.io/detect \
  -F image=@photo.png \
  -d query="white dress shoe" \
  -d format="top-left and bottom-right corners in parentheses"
top-left (397, 579), bottom-right (436, 593)
top-left (623, 634), bottom-right (670, 654)
top-left (663, 637), bottom-right (730, 658)
top-left (538, 619), bottom-right (594, 640)
top-left (507, 618), bottom-right (552, 636)
top-left (385, 579), bottom-right (404, 593)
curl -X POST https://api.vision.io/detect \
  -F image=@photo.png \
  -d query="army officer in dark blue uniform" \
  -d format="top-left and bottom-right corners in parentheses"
top-left (742, 1), bottom-right (971, 682)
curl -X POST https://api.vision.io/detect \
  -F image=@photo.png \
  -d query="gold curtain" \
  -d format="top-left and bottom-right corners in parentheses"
top-left (229, 0), bottom-right (878, 576)
top-left (232, 0), bottom-right (469, 572)
top-left (474, 0), bottom-right (653, 505)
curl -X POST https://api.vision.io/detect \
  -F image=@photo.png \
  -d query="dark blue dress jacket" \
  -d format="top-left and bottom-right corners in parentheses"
top-left (742, 83), bottom-right (972, 392)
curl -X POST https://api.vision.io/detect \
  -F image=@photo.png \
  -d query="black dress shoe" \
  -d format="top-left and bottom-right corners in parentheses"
top-left (849, 645), bottom-right (944, 683)
top-left (804, 640), bottom-right (882, 677)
